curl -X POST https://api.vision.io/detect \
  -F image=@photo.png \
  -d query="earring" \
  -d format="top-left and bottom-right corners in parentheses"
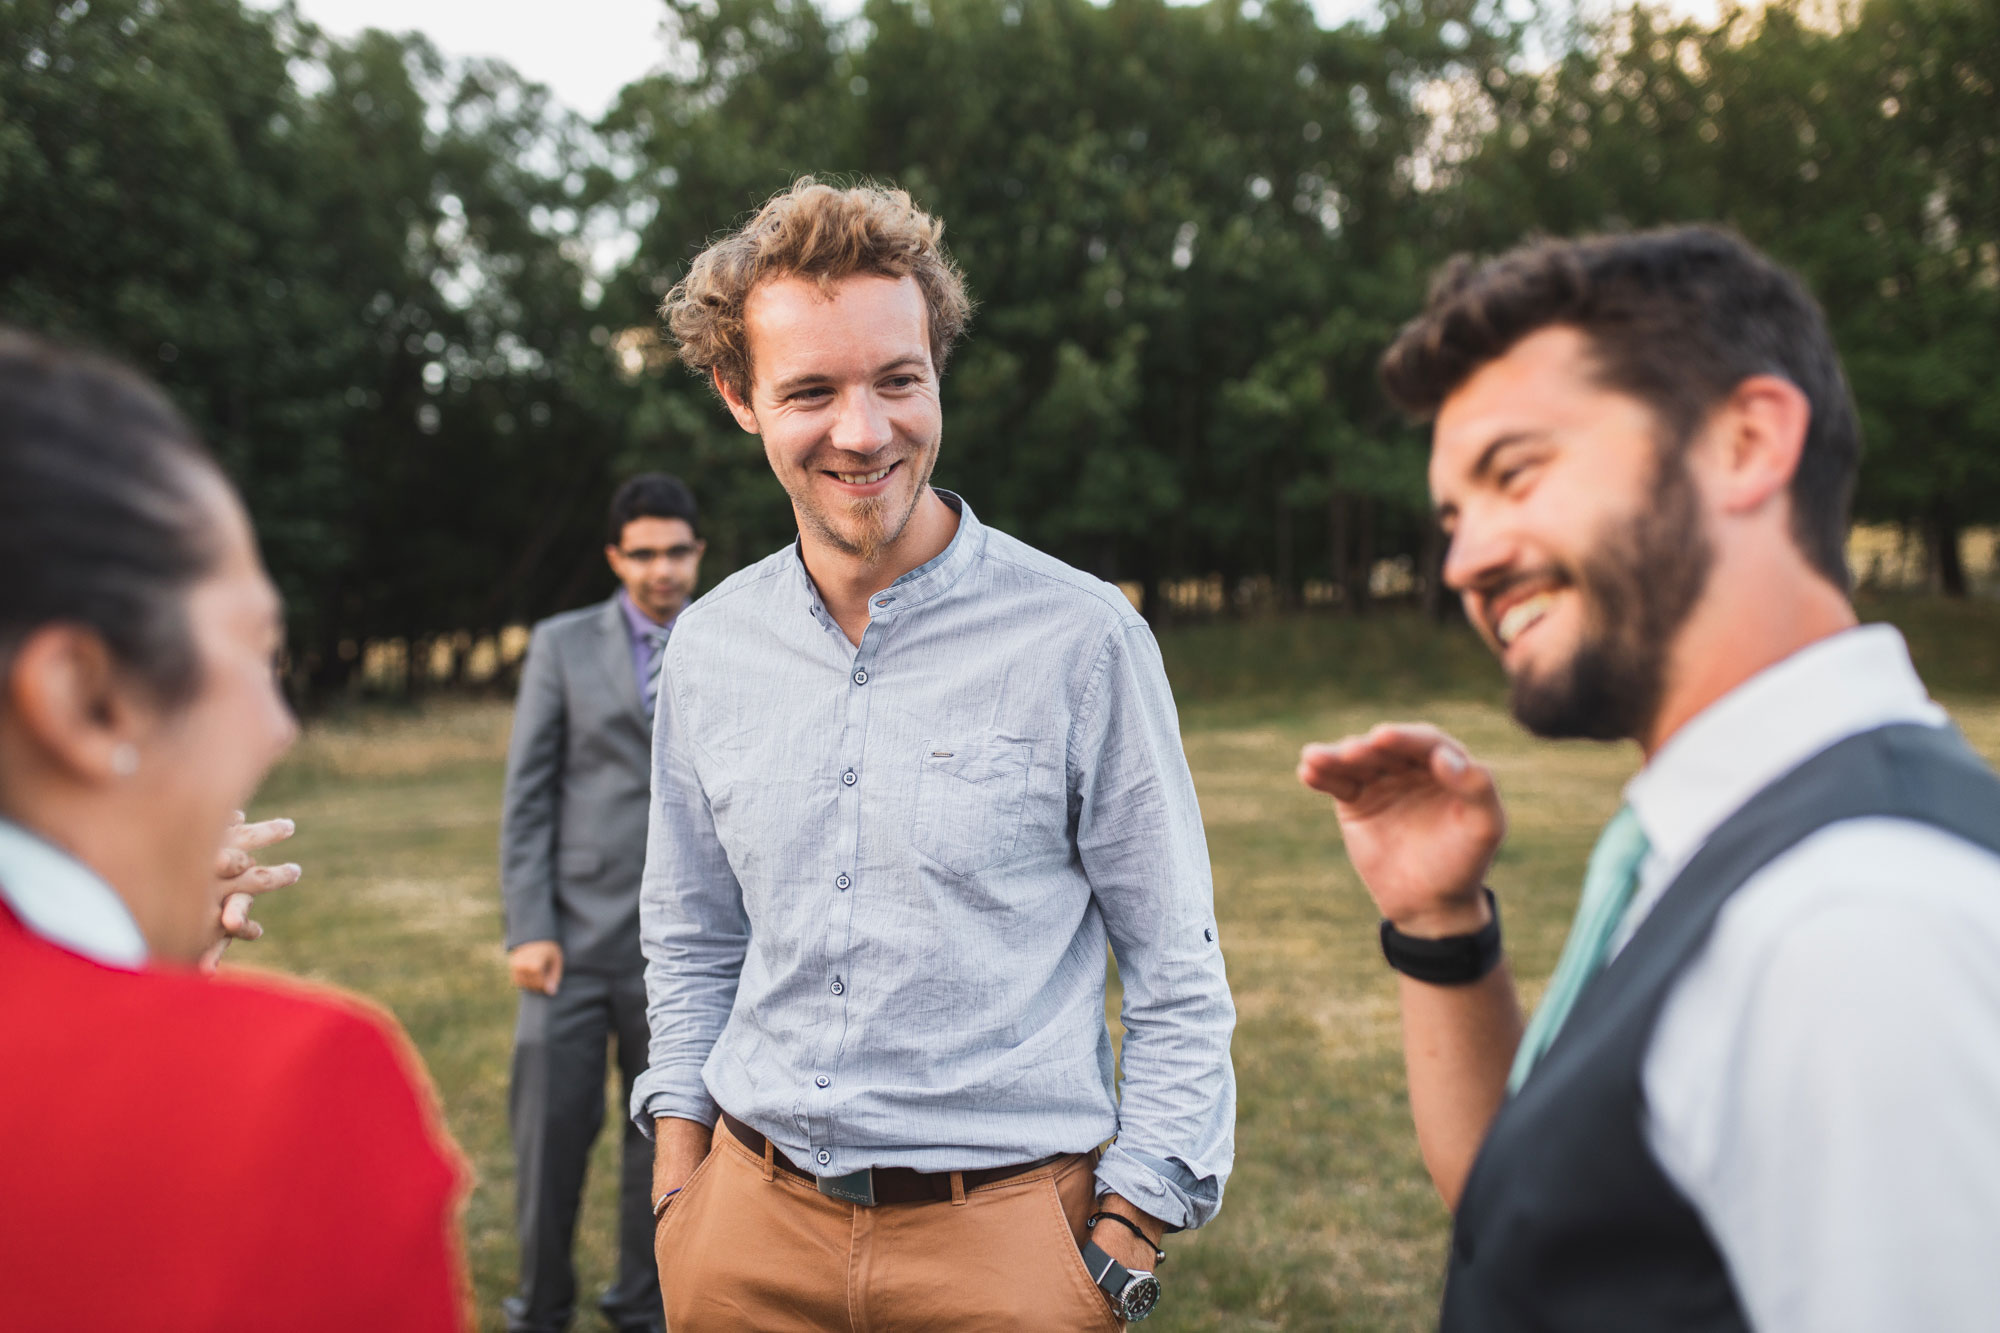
top-left (110, 743), bottom-right (139, 777)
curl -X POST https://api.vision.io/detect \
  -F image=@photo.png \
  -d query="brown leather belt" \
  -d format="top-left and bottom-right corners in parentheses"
top-left (719, 1110), bottom-right (1062, 1206)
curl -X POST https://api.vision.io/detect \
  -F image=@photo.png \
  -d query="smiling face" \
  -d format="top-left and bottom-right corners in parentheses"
top-left (102, 472), bottom-right (297, 961)
top-left (1431, 326), bottom-right (1714, 742)
top-left (719, 273), bottom-right (943, 565)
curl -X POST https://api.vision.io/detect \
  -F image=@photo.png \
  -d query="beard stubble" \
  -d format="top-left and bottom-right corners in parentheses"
top-left (1508, 450), bottom-right (1715, 743)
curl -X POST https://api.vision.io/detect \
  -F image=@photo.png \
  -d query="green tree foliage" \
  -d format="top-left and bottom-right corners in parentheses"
top-left (4, 0), bottom-right (1996, 698)
top-left (1448, 0), bottom-right (2000, 590)
top-left (601, 0), bottom-right (1500, 613)
top-left (1, 0), bottom-right (626, 690)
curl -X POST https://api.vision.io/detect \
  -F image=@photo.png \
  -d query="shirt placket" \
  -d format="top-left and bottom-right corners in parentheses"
top-left (802, 587), bottom-right (898, 1174)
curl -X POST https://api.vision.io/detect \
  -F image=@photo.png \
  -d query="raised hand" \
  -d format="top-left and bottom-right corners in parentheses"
top-left (1298, 724), bottom-right (1506, 938)
top-left (199, 813), bottom-right (301, 973)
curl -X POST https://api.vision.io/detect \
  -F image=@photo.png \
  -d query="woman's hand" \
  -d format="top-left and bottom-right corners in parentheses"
top-left (199, 812), bottom-right (301, 973)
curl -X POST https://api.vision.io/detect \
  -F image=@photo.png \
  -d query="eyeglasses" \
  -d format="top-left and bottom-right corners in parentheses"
top-left (618, 544), bottom-right (702, 564)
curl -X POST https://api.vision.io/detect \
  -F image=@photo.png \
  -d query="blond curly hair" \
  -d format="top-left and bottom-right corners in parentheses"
top-left (662, 177), bottom-right (975, 402)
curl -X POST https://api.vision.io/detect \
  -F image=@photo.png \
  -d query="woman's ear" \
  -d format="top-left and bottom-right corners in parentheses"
top-left (4, 624), bottom-right (147, 784)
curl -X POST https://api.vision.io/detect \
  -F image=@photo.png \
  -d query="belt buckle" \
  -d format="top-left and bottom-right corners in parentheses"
top-left (817, 1167), bottom-right (877, 1207)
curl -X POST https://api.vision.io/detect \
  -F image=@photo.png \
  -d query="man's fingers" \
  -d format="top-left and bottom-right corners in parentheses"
top-left (1297, 747), bottom-right (1366, 801)
top-left (1299, 737), bottom-right (1429, 794)
top-left (544, 958), bottom-right (563, 996)
top-left (1300, 726), bottom-right (1492, 810)
top-left (1360, 723), bottom-right (1467, 765)
top-left (1430, 743), bottom-right (1497, 800)
top-left (229, 817), bottom-right (297, 852)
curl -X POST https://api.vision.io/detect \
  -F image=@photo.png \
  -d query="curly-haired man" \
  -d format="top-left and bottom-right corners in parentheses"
top-left (629, 179), bottom-right (1236, 1329)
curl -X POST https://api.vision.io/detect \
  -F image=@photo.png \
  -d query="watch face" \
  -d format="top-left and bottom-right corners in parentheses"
top-left (1119, 1272), bottom-right (1161, 1321)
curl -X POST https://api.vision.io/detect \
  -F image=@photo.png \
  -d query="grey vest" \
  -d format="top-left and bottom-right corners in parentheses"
top-left (1442, 723), bottom-right (2000, 1333)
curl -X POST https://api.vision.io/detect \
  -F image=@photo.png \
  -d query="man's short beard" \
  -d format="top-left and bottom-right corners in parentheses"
top-left (810, 494), bottom-right (892, 563)
top-left (1509, 449), bottom-right (1714, 743)
top-left (790, 437), bottom-right (939, 565)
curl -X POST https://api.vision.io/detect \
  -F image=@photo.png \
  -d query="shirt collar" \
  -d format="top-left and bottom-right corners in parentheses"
top-left (790, 489), bottom-right (986, 618)
top-left (1624, 623), bottom-right (1948, 878)
top-left (0, 818), bottom-right (148, 968)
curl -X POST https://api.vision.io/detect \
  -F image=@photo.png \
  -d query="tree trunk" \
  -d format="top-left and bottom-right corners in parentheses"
top-left (1928, 507), bottom-right (1967, 597)
top-left (1141, 554), bottom-right (1168, 629)
top-left (1275, 492), bottom-right (1296, 610)
top-left (1422, 517), bottom-right (1450, 622)
top-left (1352, 497), bottom-right (1377, 615)
top-left (1329, 489), bottom-right (1352, 615)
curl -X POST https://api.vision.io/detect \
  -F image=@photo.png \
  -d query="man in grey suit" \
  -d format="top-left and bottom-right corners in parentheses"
top-left (500, 474), bottom-right (705, 1333)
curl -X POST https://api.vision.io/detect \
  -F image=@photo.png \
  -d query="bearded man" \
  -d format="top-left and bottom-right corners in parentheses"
top-left (629, 180), bottom-right (1235, 1329)
top-left (1299, 226), bottom-right (2000, 1332)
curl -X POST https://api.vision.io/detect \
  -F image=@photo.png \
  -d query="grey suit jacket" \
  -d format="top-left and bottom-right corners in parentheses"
top-left (500, 595), bottom-right (655, 974)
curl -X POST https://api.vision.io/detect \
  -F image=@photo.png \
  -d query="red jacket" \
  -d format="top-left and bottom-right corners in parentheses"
top-left (0, 902), bottom-right (469, 1331)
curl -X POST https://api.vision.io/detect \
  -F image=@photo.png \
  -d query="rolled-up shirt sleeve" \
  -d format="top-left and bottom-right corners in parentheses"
top-left (629, 641), bottom-right (748, 1134)
top-left (1073, 621), bottom-right (1237, 1230)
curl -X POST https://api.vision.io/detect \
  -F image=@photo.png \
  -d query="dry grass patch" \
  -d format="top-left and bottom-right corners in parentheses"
top-left (229, 663), bottom-right (2000, 1332)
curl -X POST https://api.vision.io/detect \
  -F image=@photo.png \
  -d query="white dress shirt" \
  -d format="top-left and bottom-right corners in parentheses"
top-left (0, 818), bottom-right (147, 968)
top-left (1613, 625), bottom-right (2000, 1332)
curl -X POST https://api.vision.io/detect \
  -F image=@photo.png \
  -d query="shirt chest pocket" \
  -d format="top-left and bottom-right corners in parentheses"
top-left (909, 740), bottom-right (1034, 878)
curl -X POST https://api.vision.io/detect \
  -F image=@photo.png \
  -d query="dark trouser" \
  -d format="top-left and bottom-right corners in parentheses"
top-left (505, 968), bottom-right (662, 1333)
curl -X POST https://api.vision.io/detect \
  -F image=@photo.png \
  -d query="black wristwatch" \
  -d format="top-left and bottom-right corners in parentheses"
top-left (1081, 1239), bottom-right (1160, 1321)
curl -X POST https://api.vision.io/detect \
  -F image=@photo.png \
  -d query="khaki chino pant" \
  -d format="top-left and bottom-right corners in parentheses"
top-left (656, 1127), bottom-right (1125, 1331)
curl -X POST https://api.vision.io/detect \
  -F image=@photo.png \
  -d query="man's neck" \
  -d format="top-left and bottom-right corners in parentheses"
top-left (801, 488), bottom-right (960, 645)
top-left (622, 588), bottom-right (674, 628)
top-left (1640, 564), bottom-right (1858, 759)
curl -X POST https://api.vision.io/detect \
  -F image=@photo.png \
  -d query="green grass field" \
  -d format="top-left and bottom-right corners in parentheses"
top-left (241, 601), bottom-right (2000, 1331)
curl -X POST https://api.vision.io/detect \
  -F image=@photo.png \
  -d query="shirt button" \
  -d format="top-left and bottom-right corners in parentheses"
top-left (831, 978), bottom-right (845, 996)
top-left (841, 769), bottom-right (856, 787)
top-left (852, 668), bottom-right (869, 686)
top-left (1204, 927), bottom-right (1216, 942)
top-left (817, 1149), bottom-right (832, 1166)
top-left (815, 1075), bottom-right (830, 1088)
top-left (835, 873), bottom-right (851, 890)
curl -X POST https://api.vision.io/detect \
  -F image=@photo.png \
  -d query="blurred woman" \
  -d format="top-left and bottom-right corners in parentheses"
top-left (0, 329), bottom-right (468, 1331)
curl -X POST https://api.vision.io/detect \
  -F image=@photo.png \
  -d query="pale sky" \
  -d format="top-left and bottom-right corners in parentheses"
top-left (255, 0), bottom-right (1384, 118)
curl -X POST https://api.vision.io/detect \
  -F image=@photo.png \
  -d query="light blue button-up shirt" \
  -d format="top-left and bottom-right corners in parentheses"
top-left (631, 493), bottom-right (1236, 1228)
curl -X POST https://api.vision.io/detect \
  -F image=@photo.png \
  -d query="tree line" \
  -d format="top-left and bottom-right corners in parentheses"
top-left (3, 0), bottom-right (1994, 694)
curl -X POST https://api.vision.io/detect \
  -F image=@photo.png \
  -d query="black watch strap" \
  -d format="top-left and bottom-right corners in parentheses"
top-left (1379, 887), bottom-right (1502, 985)
top-left (1081, 1238), bottom-right (1133, 1293)
top-left (1081, 1239), bottom-right (1159, 1320)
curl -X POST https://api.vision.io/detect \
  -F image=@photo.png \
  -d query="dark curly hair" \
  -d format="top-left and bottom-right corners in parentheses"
top-left (1379, 225), bottom-right (1860, 589)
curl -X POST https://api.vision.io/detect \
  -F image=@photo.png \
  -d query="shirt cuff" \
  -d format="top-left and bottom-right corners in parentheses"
top-left (629, 1070), bottom-right (719, 1139)
top-left (1093, 1142), bottom-right (1221, 1232)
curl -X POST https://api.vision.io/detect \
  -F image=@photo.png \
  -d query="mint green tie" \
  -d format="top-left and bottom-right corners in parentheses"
top-left (1507, 805), bottom-right (1651, 1093)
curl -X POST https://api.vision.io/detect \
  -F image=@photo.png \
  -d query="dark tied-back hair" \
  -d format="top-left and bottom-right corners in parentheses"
top-left (607, 472), bottom-right (701, 546)
top-left (1379, 225), bottom-right (1860, 590)
top-left (0, 328), bottom-right (223, 705)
